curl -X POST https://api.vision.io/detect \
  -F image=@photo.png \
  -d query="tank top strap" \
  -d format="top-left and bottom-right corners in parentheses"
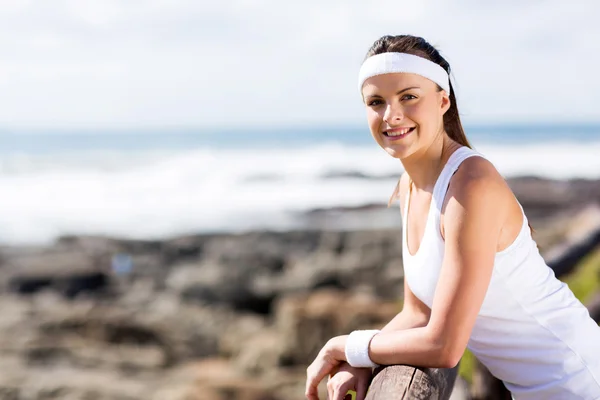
top-left (432, 147), bottom-right (483, 213)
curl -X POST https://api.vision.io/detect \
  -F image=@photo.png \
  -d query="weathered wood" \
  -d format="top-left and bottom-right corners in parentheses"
top-left (546, 226), bottom-right (600, 277)
top-left (365, 364), bottom-right (458, 400)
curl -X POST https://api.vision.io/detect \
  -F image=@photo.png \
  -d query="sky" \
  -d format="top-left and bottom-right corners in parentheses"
top-left (0, 0), bottom-right (599, 130)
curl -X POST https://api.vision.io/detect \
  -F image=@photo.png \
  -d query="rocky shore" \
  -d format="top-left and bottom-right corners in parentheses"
top-left (0, 177), bottom-right (599, 399)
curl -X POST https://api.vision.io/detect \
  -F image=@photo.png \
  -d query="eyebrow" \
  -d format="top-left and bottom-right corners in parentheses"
top-left (365, 86), bottom-right (421, 99)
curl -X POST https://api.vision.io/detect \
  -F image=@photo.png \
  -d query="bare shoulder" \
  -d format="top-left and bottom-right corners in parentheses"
top-left (444, 156), bottom-right (514, 226)
top-left (448, 155), bottom-right (510, 195)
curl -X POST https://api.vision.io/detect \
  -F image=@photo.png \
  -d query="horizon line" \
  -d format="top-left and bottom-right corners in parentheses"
top-left (1, 121), bottom-right (600, 135)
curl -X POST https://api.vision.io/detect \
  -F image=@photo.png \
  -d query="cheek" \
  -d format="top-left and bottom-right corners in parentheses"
top-left (366, 109), bottom-right (381, 130)
top-left (406, 103), bottom-right (424, 119)
top-left (410, 100), bottom-right (436, 121)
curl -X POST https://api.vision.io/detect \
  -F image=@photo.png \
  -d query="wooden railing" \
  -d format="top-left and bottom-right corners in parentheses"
top-left (365, 364), bottom-right (459, 400)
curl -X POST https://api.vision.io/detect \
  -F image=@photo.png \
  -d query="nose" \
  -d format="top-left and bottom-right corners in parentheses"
top-left (383, 103), bottom-right (403, 124)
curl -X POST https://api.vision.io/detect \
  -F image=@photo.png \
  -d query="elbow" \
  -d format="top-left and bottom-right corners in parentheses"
top-left (430, 334), bottom-right (464, 369)
top-left (437, 347), bottom-right (462, 369)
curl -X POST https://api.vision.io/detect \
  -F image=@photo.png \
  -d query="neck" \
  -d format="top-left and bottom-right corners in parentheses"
top-left (401, 134), bottom-right (463, 193)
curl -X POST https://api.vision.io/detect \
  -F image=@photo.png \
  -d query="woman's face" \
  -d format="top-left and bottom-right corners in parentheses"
top-left (362, 72), bottom-right (450, 159)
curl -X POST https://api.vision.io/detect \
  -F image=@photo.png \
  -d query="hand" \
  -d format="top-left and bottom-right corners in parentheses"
top-left (305, 346), bottom-right (341, 400)
top-left (327, 362), bottom-right (372, 400)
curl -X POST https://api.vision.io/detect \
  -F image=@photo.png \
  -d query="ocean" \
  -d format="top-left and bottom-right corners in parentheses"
top-left (1, 124), bottom-right (599, 245)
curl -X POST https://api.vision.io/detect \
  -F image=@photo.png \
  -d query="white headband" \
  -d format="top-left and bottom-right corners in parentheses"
top-left (358, 52), bottom-right (450, 95)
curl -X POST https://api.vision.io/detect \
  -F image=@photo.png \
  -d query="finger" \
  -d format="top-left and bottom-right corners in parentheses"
top-left (327, 378), bottom-right (334, 400)
top-left (356, 380), bottom-right (368, 400)
top-left (314, 364), bottom-right (335, 389)
top-left (329, 364), bottom-right (340, 380)
top-left (307, 359), bottom-right (339, 400)
top-left (306, 367), bottom-right (317, 400)
top-left (305, 376), bottom-right (319, 400)
top-left (332, 384), bottom-right (352, 400)
top-left (305, 383), bottom-right (319, 400)
top-left (305, 387), bottom-right (319, 400)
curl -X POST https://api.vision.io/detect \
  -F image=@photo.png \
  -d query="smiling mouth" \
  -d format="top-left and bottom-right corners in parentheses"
top-left (383, 127), bottom-right (416, 137)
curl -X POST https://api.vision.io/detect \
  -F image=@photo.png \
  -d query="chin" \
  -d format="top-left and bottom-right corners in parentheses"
top-left (384, 146), bottom-right (410, 160)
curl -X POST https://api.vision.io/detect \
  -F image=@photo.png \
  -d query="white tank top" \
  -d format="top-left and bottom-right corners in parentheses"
top-left (402, 146), bottom-right (600, 399)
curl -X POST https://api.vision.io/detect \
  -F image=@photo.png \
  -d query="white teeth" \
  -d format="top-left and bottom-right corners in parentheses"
top-left (387, 128), bottom-right (412, 136)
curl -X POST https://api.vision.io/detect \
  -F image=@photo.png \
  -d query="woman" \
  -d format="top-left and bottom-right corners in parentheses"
top-left (305, 35), bottom-right (600, 400)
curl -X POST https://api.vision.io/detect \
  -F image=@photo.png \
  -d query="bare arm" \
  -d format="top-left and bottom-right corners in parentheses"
top-left (366, 158), bottom-right (508, 367)
top-left (326, 158), bottom-right (512, 368)
top-left (380, 278), bottom-right (430, 332)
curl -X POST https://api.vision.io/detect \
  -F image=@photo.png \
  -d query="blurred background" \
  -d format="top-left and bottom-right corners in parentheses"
top-left (0, 1), bottom-right (599, 399)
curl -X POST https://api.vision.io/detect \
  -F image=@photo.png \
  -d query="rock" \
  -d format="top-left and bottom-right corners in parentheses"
top-left (233, 328), bottom-right (284, 375)
top-left (202, 233), bottom-right (288, 274)
top-left (166, 261), bottom-right (275, 314)
top-left (2, 250), bottom-right (109, 298)
top-left (507, 177), bottom-right (600, 221)
top-left (0, 362), bottom-right (149, 399)
top-left (0, 178), bottom-right (598, 399)
top-left (274, 289), bottom-right (399, 366)
top-left (161, 235), bottom-right (207, 264)
top-left (167, 358), bottom-right (284, 400)
top-left (55, 235), bottom-right (169, 285)
top-left (219, 313), bottom-right (267, 358)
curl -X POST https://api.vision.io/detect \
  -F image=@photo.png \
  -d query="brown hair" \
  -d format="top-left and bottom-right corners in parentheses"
top-left (373, 36), bottom-right (534, 234)
top-left (365, 34), bottom-right (472, 149)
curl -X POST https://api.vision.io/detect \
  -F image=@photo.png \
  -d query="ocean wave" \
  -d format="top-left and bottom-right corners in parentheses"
top-left (1, 140), bottom-right (599, 244)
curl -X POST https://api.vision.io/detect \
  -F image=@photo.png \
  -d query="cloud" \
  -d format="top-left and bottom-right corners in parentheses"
top-left (0, 0), bottom-right (598, 129)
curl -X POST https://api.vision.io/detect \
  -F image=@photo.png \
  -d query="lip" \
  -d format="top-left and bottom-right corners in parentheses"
top-left (382, 126), bottom-right (416, 140)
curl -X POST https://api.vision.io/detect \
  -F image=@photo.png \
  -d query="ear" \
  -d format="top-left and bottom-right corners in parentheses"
top-left (440, 90), bottom-right (451, 115)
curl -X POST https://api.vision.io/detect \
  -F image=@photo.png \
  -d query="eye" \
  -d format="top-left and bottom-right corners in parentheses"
top-left (367, 99), bottom-right (384, 106)
top-left (401, 94), bottom-right (417, 101)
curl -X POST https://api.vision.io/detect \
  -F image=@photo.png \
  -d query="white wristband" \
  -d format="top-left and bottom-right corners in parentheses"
top-left (345, 329), bottom-right (381, 368)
